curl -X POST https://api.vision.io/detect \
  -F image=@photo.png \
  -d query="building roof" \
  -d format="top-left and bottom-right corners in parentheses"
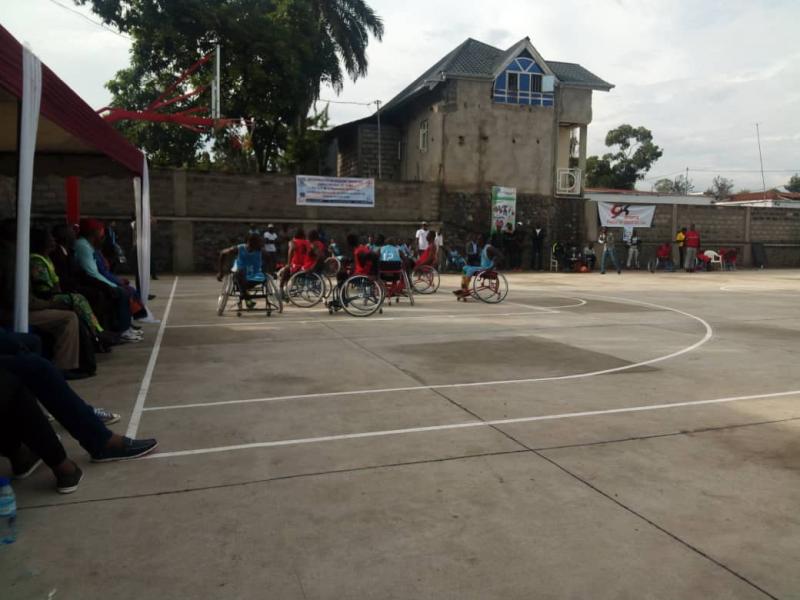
top-left (379, 37), bottom-right (613, 114)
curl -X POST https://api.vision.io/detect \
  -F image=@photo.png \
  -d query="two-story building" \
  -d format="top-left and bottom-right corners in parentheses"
top-left (325, 36), bottom-right (613, 198)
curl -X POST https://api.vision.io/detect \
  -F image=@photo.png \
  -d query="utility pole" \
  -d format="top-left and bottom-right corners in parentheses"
top-left (214, 44), bottom-right (221, 119)
top-left (685, 167), bottom-right (689, 195)
top-left (755, 123), bottom-right (767, 199)
top-left (375, 100), bottom-right (382, 180)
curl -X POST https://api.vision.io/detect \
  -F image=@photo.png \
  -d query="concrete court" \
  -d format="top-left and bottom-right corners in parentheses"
top-left (3, 269), bottom-right (800, 600)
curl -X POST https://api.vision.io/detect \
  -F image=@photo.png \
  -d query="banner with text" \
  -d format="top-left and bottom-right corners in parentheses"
top-left (296, 175), bottom-right (375, 208)
top-left (491, 186), bottom-right (517, 233)
top-left (598, 202), bottom-right (656, 228)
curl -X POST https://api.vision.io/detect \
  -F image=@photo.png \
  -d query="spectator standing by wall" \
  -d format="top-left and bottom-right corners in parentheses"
top-left (598, 227), bottom-right (622, 275)
top-left (415, 222), bottom-right (430, 256)
top-left (684, 224), bottom-right (700, 272)
top-left (626, 229), bottom-right (641, 269)
top-left (435, 230), bottom-right (446, 272)
top-left (674, 227), bottom-right (686, 268)
top-left (531, 224), bottom-right (546, 271)
top-left (263, 224), bottom-right (279, 274)
top-left (466, 234), bottom-right (479, 266)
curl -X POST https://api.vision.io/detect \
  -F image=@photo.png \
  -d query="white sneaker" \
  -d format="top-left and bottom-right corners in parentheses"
top-left (121, 329), bottom-right (142, 343)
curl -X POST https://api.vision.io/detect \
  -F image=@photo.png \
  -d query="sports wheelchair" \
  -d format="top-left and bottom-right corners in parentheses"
top-left (217, 270), bottom-right (282, 317)
top-left (456, 268), bottom-right (509, 304)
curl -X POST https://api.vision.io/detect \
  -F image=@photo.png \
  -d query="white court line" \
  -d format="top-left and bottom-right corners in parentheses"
top-left (146, 389), bottom-right (800, 459)
top-left (125, 277), bottom-right (179, 438)
top-left (166, 302), bottom-right (586, 330)
top-left (145, 296), bottom-right (711, 412)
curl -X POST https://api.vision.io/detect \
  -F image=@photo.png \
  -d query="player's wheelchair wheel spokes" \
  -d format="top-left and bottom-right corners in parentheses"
top-left (472, 270), bottom-right (508, 304)
top-left (216, 273), bottom-right (234, 316)
top-left (411, 265), bottom-right (440, 294)
top-left (265, 275), bottom-right (283, 316)
top-left (287, 271), bottom-right (325, 308)
top-left (323, 257), bottom-right (341, 277)
top-left (341, 275), bottom-right (385, 317)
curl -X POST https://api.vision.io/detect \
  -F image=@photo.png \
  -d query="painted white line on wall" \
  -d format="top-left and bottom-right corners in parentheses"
top-left (125, 277), bottom-right (179, 438)
top-left (145, 296), bottom-right (712, 412)
top-left (146, 389), bottom-right (800, 459)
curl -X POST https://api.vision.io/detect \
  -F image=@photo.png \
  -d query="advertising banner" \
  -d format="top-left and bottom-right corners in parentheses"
top-left (491, 186), bottom-right (517, 233)
top-left (296, 175), bottom-right (375, 208)
top-left (598, 202), bottom-right (656, 228)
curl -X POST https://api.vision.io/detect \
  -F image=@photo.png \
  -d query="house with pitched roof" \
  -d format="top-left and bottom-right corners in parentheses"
top-left (325, 37), bottom-right (613, 198)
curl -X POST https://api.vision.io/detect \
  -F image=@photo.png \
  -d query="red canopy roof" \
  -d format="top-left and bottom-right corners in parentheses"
top-left (0, 23), bottom-right (143, 175)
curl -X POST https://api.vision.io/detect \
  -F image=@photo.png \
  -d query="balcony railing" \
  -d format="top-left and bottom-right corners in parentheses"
top-left (556, 168), bottom-right (582, 196)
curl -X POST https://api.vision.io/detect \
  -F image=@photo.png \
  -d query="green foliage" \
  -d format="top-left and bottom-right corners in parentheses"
top-left (585, 124), bottom-right (663, 190)
top-left (653, 174), bottom-right (694, 195)
top-left (278, 106), bottom-right (330, 174)
top-left (787, 174), bottom-right (800, 193)
top-left (76, 0), bottom-right (383, 172)
top-left (705, 176), bottom-right (735, 200)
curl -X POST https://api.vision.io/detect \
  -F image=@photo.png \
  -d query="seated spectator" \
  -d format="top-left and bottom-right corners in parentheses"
top-left (74, 220), bottom-right (142, 343)
top-left (30, 228), bottom-right (117, 351)
top-left (0, 332), bottom-right (158, 467)
top-left (653, 242), bottom-right (674, 272)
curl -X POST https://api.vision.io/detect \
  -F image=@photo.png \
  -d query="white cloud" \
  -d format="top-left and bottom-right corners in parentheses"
top-left (5, 0), bottom-right (799, 191)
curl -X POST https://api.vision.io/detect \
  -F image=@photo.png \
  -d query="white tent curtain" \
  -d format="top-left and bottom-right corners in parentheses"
top-left (133, 154), bottom-right (156, 321)
top-left (14, 45), bottom-right (42, 332)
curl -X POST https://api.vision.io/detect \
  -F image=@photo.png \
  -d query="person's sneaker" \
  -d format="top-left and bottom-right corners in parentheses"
top-left (56, 463), bottom-right (83, 494)
top-left (121, 329), bottom-right (142, 343)
top-left (94, 408), bottom-right (121, 425)
top-left (12, 447), bottom-right (43, 480)
top-left (91, 437), bottom-right (158, 462)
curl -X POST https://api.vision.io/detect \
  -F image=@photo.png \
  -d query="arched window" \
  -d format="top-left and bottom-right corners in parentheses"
top-left (493, 55), bottom-right (553, 107)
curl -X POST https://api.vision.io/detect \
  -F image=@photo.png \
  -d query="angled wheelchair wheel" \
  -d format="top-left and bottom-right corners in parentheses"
top-left (264, 275), bottom-right (283, 315)
top-left (341, 275), bottom-right (384, 317)
top-left (411, 265), bottom-right (440, 294)
top-left (323, 257), bottom-right (341, 278)
top-left (216, 274), bottom-right (234, 316)
top-left (287, 271), bottom-right (325, 308)
top-left (472, 270), bottom-right (508, 304)
top-left (403, 271), bottom-right (415, 306)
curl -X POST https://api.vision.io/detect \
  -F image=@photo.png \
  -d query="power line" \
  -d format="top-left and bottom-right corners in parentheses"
top-left (318, 98), bottom-right (378, 107)
top-left (46, 0), bottom-right (132, 40)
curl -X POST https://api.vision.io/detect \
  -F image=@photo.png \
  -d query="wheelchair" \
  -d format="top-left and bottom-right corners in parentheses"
top-left (217, 270), bottom-right (282, 317)
top-left (378, 262), bottom-right (414, 306)
top-left (286, 269), bottom-right (326, 308)
top-left (411, 264), bottom-right (440, 295)
top-left (457, 269), bottom-right (509, 304)
top-left (327, 273), bottom-right (386, 318)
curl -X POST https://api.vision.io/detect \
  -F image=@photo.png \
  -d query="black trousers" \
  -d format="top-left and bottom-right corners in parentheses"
top-left (0, 370), bottom-right (67, 469)
top-left (0, 353), bottom-right (112, 457)
top-left (531, 245), bottom-right (544, 270)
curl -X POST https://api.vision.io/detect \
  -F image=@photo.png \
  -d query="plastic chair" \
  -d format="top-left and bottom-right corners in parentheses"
top-left (549, 252), bottom-right (559, 272)
top-left (704, 250), bottom-right (723, 271)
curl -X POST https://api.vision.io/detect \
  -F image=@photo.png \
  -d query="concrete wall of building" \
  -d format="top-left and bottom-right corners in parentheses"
top-left (400, 102), bottom-right (445, 184)
top-left (557, 127), bottom-right (573, 171)
top-left (558, 87), bottom-right (593, 125)
top-left (356, 124), bottom-right (402, 180)
top-left (438, 78), bottom-right (556, 194)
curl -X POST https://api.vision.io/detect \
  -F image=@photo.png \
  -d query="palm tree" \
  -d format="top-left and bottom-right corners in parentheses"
top-left (315, 0), bottom-right (385, 87)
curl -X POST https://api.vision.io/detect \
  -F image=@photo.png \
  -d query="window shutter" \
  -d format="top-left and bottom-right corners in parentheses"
top-left (542, 75), bottom-right (555, 93)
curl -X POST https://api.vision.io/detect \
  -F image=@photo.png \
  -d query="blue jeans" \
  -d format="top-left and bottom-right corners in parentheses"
top-left (601, 248), bottom-right (620, 273)
top-left (0, 353), bottom-right (111, 457)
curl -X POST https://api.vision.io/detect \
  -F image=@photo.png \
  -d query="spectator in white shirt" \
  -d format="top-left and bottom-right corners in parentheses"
top-left (415, 221), bottom-right (430, 255)
top-left (263, 224), bottom-right (279, 274)
top-left (434, 230), bottom-right (446, 271)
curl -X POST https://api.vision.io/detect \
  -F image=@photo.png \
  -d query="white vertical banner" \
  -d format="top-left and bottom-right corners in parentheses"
top-left (14, 45), bottom-right (42, 332)
top-left (134, 154), bottom-right (157, 322)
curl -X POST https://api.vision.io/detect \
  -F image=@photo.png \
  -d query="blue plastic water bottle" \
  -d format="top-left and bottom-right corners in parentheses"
top-left (0, 477), bottom-right (17, 544)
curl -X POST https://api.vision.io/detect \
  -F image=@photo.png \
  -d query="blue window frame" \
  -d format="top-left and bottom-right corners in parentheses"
top-left (493, 55), bottom-right (553, 107)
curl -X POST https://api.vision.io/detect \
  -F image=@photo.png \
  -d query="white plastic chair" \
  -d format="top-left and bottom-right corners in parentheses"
top-left (704, 250), bottom-right (722, 270)
top-left (549, 252), bottom-right (559, 272)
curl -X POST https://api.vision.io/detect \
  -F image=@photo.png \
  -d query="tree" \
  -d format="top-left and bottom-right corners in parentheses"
top-left (788, 174), bottom-right (800, 192)
top-left (585, 125), bottom-right (663, 190)
top-left (76, 0), bottom-right (383, 171)
top-left (706, 176), bottom-right (735, 200)
top-left (653, 174), bottom-right (694, 195)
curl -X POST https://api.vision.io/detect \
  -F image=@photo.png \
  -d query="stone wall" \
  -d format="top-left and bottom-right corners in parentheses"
top-left (2, 168), bottom-right (798, 270)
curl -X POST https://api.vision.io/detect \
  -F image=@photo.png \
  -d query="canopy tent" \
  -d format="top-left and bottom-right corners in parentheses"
top-left (0, 23), bottom-right (153, 331)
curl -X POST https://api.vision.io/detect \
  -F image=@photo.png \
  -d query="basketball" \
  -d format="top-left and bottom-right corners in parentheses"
top-left (579, 265), bottom-right (589, 273)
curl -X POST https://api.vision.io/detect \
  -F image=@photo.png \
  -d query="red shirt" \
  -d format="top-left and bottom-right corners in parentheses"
top-left (303, 240), bottom-right (326, 271)
top-left (291, 238), bottom-right (309, 269)
top-left (353, 245), bottom-right (374, 275)
top-left (684, 230), bottom-right (700, 248)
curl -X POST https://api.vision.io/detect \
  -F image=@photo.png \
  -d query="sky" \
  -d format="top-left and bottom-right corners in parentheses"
top-left (3, 0), bottom-right (799, 192)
